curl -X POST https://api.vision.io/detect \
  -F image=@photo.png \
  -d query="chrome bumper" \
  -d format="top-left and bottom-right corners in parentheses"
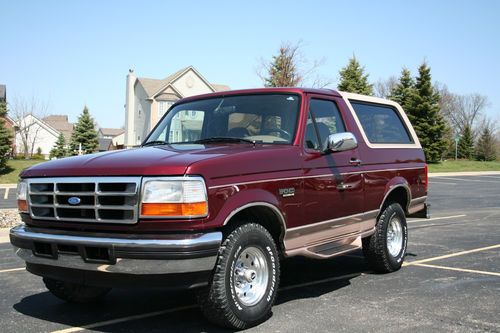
top-left (10, 225), bottom-right (222, 275)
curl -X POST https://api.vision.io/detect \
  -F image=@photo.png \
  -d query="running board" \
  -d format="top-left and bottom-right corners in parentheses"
top-left (286, 236), bottom-right (362, 259)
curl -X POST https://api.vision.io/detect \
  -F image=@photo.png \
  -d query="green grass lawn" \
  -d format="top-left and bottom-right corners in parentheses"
top-left (428, 159), bottom-right (500, 173)
top-left (0, 159), bottom-right (45, 184)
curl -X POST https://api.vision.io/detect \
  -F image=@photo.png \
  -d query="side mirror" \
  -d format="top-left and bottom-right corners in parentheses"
top-left (326, 132), bottom-right (358, 152)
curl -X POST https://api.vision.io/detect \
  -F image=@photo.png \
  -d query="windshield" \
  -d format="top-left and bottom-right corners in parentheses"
top-left (144, 94), bottom-right (301, 145)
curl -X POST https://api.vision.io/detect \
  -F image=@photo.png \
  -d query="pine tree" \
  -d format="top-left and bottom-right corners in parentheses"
top-left (0, 102), bottom-right (13, 170)
top-left (457, 125), bottom-right (474, 159)
top-left (69, 106), bottom-right (98, 155)
top-left (475, 126), bottom-right (496, 161)
top-left (389, 68), bottom-right (415, 111)
top-left (264, 44), bottom-right (301, 87)
top-left (406, 63), bottom-right (448, 163)
top-left (50, 133), bottom-right (68, 159)
top-left (337, 56), bottom-right (373, 95)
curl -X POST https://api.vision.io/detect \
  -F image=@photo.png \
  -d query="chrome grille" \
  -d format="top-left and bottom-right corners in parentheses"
top-left (26, 177), bottom-right (141, 224)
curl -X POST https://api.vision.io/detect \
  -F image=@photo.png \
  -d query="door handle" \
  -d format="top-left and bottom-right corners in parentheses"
top-left (337, 183), bottom-right (353, 190)
top-left (350, 158), bottom-right (362, 166)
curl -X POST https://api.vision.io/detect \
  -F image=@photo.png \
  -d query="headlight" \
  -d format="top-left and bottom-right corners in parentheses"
top-left (140, 177), bottom-right (208, 218)
top-left (17, 180), bottom-right (28, 213)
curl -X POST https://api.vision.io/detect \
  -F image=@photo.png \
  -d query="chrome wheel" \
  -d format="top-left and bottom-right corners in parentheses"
top-left (387, 216), bottom-right (403, 257)
top-left (233, 246), bottom-right (269, 306)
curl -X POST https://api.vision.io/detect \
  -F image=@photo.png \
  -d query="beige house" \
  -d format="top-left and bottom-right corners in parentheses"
top-left (97, 128), bottom-right (125, 151)
top-left (124, 66), bottom-right (230, 147)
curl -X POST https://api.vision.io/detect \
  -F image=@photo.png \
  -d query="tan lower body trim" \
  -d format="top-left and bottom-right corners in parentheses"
top-left (284, 210), bottom-right (378, 259)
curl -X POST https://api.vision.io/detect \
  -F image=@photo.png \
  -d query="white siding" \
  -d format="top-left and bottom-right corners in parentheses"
top-left (15, 114), bottom-right (58, 158)
top-left (171, 69), bottom-right (213, 97)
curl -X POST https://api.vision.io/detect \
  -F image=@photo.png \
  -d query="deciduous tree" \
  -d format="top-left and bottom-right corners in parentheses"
top-left (259, 42), bottom-right (331, 88)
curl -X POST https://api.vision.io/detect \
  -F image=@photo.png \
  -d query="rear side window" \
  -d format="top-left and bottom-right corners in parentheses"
top-left (350, 101), bottom-right (413, 144)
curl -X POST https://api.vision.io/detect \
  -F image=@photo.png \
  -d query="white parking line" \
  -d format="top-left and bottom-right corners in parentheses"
top-left (474, 175), bottom-right (500, 180)
top-left (407, 214), bottom-right (466, 223)
top-left (404, 244), bottom-right (500, 266)
top-left (51, 305), bottom-right (198, 333)
top-left (4, 188), bottom-right (9, 199)
top-left (50, 272), bottom-right (363, 333)
top-left (413, 263), bottom-right (500, 277)
top-left (429, 181), bottom-right (457, 185)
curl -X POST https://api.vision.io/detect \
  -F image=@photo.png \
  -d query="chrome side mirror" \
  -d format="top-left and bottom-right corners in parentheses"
top-left (326, 132), bottom-right (358, 152)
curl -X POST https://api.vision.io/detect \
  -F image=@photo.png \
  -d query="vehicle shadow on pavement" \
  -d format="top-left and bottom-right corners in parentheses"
top-left (12, 254), bottom-right (368, 332)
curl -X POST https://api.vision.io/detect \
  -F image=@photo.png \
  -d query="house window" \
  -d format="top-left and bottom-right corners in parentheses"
top-left (158, 101), bottom-right (175, 118)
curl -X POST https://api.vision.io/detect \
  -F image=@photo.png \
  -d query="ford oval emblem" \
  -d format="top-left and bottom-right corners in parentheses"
top-left (68, 197), bottom-right (81, 205)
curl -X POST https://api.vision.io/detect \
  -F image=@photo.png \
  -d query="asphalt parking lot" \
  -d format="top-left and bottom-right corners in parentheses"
top-left (0, 175), bottom-right (499, 332)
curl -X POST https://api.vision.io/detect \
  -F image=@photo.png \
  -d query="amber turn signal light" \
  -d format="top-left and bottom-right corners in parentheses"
top-left (18, 199), bottom-right (28, 213)
top-left (141, 202), bottom-right (208, 217)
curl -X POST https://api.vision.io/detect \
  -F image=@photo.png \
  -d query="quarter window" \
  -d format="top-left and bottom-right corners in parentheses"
top-left (350, 101), bottom-right (413, 144)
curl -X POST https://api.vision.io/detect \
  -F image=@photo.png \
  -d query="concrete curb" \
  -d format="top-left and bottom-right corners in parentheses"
top-left (0, 228), bottom-right (10, 243)
top-left (429, 171), bottom-right (500, 177)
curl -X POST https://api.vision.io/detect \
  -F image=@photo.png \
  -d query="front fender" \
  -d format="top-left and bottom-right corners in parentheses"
top-left (208, 187), bottom-right (285, 229)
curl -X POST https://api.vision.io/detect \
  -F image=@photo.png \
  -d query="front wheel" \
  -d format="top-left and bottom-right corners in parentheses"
top-left (197, 223), bottom-right (280, 329)
top-left (362, 203), bottom-right (408, 273)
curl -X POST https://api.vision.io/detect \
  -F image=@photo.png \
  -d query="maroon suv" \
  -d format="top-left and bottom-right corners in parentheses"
top-left (11, 88), bottom-right (428, 329)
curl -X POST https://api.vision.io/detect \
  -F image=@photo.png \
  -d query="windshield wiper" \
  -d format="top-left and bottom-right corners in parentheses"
top-left (192, 137), bottom-right (256, 145)
top-left (142, 140), bottom-right (169, 147)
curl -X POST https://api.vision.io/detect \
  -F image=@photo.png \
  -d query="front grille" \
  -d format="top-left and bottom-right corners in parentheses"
top-left (26, 177), bottom-right (141, 224)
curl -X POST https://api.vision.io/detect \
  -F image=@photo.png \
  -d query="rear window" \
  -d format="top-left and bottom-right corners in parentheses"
top-left (350, 101), bottom-right (413, 144)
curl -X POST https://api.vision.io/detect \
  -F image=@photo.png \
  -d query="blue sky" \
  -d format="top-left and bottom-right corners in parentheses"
top-left (1, 0), bottom-right (499, 128)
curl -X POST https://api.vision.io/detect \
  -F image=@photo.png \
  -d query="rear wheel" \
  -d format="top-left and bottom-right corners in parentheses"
top-left (43, 278), bottom-right (111, 303)
top-left (362, 203), bottom-right (408, 273)
top-left (197, 222), bottom-right (280, 329)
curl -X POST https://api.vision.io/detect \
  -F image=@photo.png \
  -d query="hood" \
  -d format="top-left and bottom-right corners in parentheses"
top-left (20, 144), bottom-right (300, 179)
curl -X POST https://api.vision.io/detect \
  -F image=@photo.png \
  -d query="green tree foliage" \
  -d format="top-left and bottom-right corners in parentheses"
top-left (406, 63), bottom-right (448, 163)
top-left (264, 43), bottom-right (302, 87)
top-left (475, 126), bottom-right (496, 161)
top-left (0, 102), bottom-right (13, 170)
top-left (457, 125), bottom-right (474, 159)
top-left (389, 68), bottom-right (415, 111)
top-left (50, 133), bottom-right (68, 159)
top-left (337, 56), bottom-right (373, 95)
top-left (69, 106), bottom-right (98, 155)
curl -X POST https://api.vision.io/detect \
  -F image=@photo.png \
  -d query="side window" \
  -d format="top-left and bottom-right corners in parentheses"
top-left (350, 101), bottom-right (413, 144)
top-left (305, 99), bottom-right (346, 150)
top-left (304, 112), bottom-right (320, 150)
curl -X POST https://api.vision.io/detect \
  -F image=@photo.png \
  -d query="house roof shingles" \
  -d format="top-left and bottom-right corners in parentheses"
top-left (99, 128), bottom-right (125, 137)
top-left (43, 115), bottom-right (73, 142)
top-left (136, 66), bottom-right (230, 98)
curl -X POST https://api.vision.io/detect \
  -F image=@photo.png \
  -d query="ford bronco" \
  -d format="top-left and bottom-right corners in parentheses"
top-left (11, 88), bottom-right (428, 329)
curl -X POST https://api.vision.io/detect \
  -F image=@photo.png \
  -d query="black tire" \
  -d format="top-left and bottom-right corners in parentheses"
top-left (197, 223), bottom-right (280, 330)
top-left (43, 278), bottom-right (111, 303)
top-left (362, 203), bottom-right (408, 273)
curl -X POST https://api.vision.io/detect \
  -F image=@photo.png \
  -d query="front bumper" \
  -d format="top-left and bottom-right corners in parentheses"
top-left (10, 225), bottom-right (222, 276)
